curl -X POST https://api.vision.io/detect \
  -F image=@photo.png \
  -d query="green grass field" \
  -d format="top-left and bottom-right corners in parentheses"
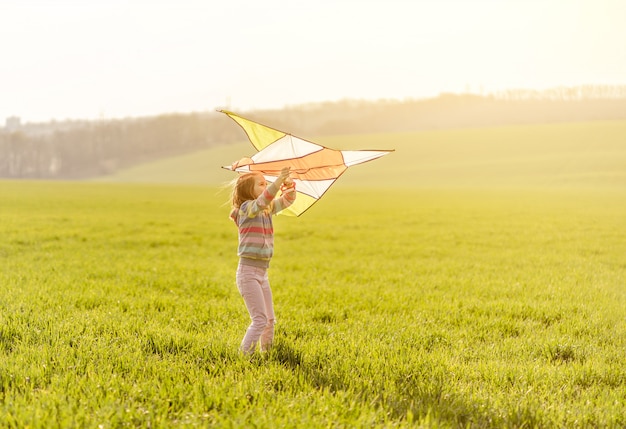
top-left (2, 120), bottom-right (626, 427)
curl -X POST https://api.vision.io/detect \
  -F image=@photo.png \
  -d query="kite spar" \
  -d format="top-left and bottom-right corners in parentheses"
top-left (221, 110), bottom-right (393, 216)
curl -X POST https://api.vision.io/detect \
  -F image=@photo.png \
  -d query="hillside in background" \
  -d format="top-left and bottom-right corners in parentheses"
top-left (96, 120), bottom-right (626, 191)
top-left (2, 86), bottom-right (626, 180)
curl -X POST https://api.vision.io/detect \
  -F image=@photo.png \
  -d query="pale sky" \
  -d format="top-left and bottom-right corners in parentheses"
top-left (1, 0), bottom-right (625, 123)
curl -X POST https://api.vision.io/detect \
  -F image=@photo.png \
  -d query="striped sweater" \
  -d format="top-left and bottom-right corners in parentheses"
top-left (230, 182), bottom-right (296, 268)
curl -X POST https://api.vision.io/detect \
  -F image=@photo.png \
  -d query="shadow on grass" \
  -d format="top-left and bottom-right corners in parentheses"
top-left (266, 340), bottom-right (544, 428)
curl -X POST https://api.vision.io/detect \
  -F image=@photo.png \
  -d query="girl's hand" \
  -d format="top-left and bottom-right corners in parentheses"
top-left (277, 166), bottom-right (291, 185)
top-left (281, 182), bottom-right (296, 195)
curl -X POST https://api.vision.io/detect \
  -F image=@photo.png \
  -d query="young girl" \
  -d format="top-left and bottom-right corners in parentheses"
top-left (230, 167), bottom-right (296, 354)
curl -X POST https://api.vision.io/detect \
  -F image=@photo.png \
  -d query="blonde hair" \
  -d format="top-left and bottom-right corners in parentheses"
top-left (231, 171), bottom-right (274, 214)
top-left (231, 172), bottom-right (261, 209)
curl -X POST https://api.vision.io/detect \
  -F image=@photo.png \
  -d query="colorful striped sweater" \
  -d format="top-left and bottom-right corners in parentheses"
top-left (230, 182), bottom-right (296, 268)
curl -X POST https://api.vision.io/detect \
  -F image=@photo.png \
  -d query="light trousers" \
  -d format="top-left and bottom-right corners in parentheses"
top-left (236, 263), bottom-right (275, 354)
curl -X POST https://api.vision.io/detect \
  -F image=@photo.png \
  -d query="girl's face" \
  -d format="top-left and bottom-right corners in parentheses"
top-left (252, 174), bottom-right (267, 198)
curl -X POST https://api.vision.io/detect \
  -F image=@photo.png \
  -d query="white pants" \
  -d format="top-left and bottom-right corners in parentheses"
top-left (236, 263), bottom-right (275, 354)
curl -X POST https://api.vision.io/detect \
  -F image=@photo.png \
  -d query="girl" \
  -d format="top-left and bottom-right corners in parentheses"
top-left (230, 167), bottom-right (296, 354)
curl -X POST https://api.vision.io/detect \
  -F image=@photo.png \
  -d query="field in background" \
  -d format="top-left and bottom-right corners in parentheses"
top-left (95, 120), bottom-right (626, 190)
top-left (2, 119), bottom-right (625, 427)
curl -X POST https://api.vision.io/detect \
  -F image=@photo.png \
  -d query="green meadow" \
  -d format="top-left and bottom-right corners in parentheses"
top-left (1, 120), bottom-right (626, 427)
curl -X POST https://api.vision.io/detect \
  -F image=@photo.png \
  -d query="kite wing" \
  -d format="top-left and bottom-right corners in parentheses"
top-left (221, 110), bottom-right (393, 217)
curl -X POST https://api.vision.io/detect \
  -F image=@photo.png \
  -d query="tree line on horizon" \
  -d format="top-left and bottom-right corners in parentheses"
top-left (1, 85), bottom-right (626, 179)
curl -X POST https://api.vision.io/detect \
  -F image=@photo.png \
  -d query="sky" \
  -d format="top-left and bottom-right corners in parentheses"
top-left (1, 0), bottom-right (625, 123)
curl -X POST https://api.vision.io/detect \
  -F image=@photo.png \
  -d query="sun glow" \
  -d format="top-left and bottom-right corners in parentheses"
top-left (1, 0), bottom-right (624, 122)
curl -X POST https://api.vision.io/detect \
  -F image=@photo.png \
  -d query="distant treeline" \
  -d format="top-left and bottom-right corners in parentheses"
top-left (2, 85), bottom-right (626, 179)
top-left (0, 114), bottom-right (232, 179)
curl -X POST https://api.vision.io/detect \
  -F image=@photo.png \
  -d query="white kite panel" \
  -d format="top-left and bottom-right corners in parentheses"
top-left (252, 135), bottom-right (321, 163)
top-left (341, 150), bottom-right (390, 167)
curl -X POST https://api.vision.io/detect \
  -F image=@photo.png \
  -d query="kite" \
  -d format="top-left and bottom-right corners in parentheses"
top-left (221, 110), bottom-right (393, 216)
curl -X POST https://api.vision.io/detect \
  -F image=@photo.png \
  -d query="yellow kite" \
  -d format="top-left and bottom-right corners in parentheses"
top-left (221, 110), bottom-right (393, 216)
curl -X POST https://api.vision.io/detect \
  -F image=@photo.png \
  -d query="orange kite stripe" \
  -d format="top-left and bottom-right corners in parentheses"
top-left (239, 148), bottom-right (347, 181)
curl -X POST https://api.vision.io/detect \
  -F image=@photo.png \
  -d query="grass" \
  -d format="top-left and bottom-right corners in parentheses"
top-left (1, 179), bottom-right (625, 427)
top-left (2, 119), bottom-right (625, 427)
